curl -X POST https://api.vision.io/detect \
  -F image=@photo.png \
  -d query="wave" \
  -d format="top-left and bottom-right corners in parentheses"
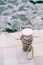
top-left (0, 0), bottom-right (43, 33)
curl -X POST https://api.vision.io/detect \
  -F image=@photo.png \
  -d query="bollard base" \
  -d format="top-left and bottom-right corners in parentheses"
top-left (23, 44), bottom-right (32, 51)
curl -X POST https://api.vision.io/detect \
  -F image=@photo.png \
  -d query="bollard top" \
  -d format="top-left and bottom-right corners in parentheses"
top-left (22, 28), bottom-right (33, 36)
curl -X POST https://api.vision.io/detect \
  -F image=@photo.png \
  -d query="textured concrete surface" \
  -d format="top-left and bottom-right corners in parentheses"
top-left (0, 29), bottom-right (43, 65)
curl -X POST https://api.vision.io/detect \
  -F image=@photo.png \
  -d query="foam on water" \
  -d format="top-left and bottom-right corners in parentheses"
top-left (0, 0), bottom-right (43, 33)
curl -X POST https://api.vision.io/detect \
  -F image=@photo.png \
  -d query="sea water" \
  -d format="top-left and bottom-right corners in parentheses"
top-left (0, 0), bottom-right (43, 33)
